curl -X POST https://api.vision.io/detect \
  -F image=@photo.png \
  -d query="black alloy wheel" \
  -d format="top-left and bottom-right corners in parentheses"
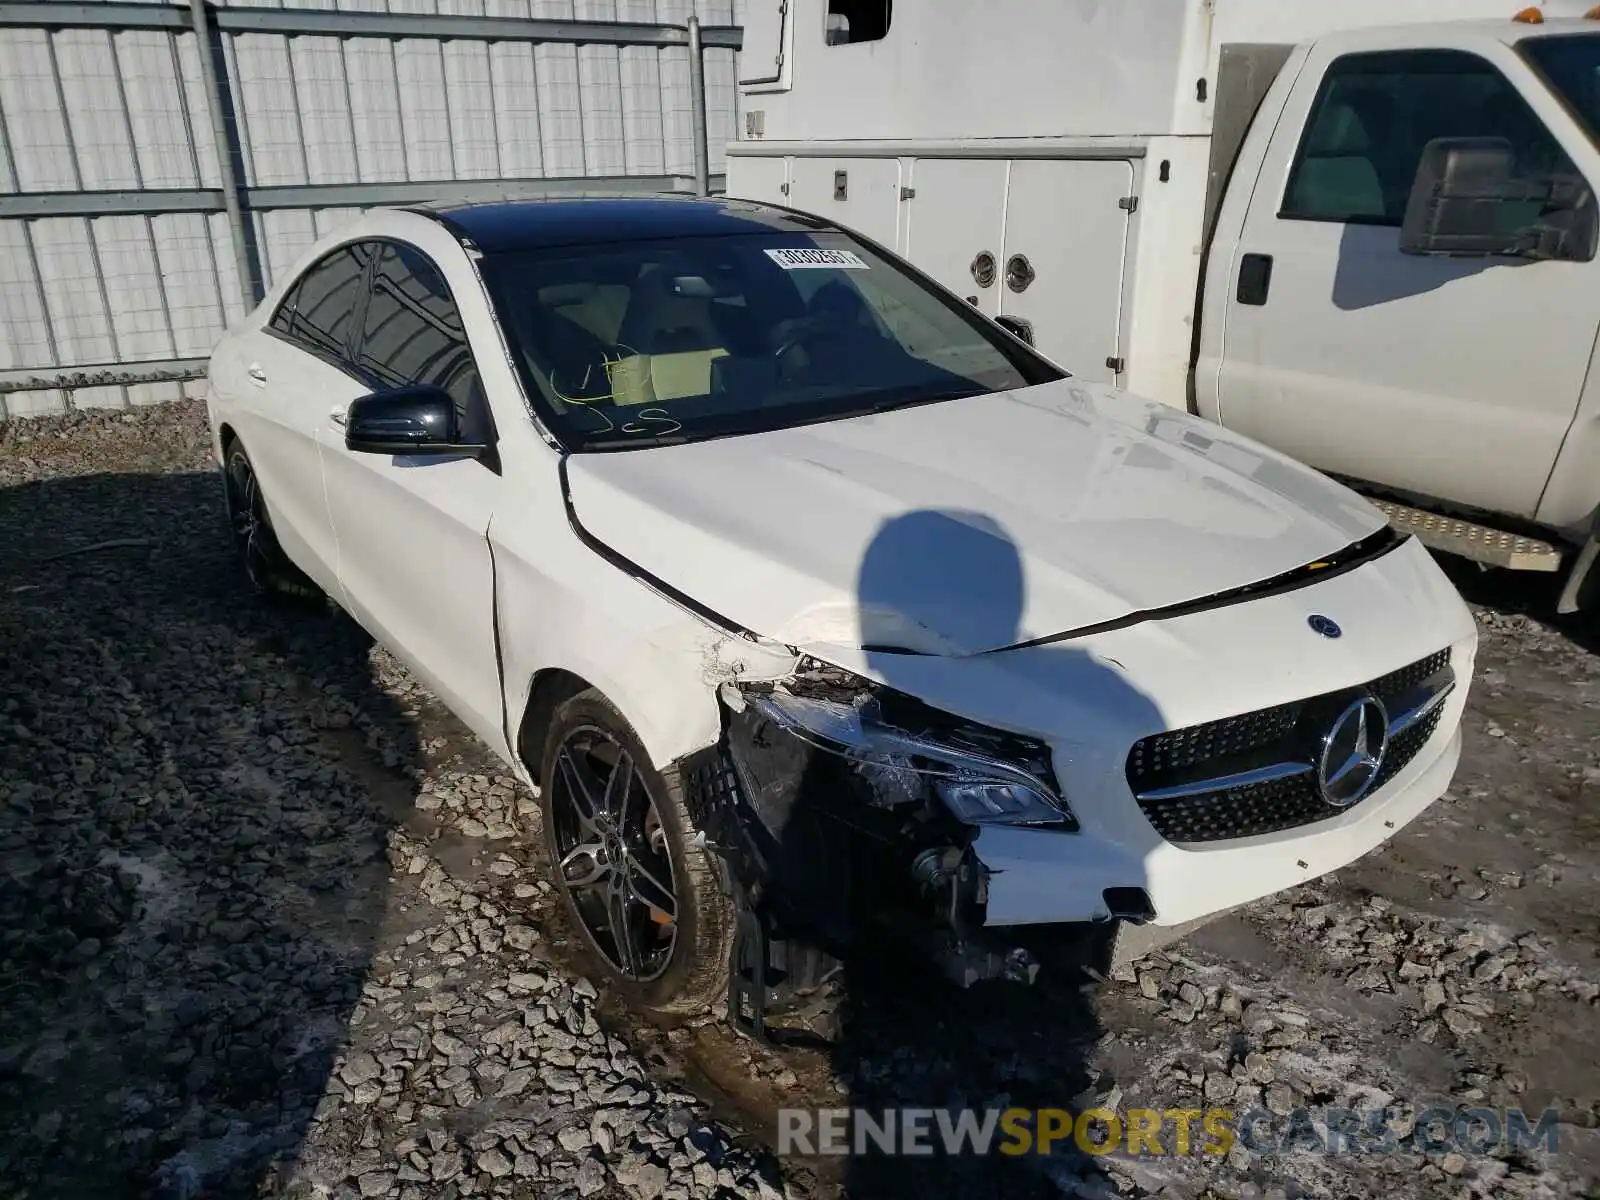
top-left (222, 441), bottom-right (322, 602)
top-left (548, 722), bottom-right (680, 983)
top-left (538, 690), bottom-right (734, 1015)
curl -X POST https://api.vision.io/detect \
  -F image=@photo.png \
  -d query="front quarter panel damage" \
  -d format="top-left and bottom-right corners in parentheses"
top-left (487, 467), bottom-right (798, 780)
top-left (678, 662), bottom-right (1050, 992)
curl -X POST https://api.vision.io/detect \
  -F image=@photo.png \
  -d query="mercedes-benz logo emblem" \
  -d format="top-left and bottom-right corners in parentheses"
top-left (1317, 696), bottom-right (1390, 808)
top-left (1308, 614), bottom-right (1342, 639)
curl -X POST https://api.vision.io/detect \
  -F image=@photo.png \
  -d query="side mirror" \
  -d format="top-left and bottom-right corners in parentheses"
top-left (994, 314), bottom-right (1035, 346)
top-left (1401, 137), bottom-right (1528, 256)
top-left (1400, 136), bottom-right (1596, 261)
top-left (344, 384), bottom-right (484, 456)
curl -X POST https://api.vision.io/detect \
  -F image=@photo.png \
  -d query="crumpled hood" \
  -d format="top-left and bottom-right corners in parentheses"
top-left (564, 379), bottom-right (1386, 656)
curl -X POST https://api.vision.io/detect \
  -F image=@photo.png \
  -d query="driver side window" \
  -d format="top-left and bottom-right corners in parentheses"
top-left (352, 242), bottom-right (494, 445)
top-left (1281, 48), bottom-right (1574, 226)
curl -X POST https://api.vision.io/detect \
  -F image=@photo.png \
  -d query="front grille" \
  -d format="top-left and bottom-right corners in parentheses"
top-left (1127, 649), bottom-right (1451, 846)
top-left (1367, 649), bottom-right (1452, 705)
top-left (1133, 770), bottom-right (1333, 845)
top-left (1127, 701), bottom-right (1300, 781)
top-left (1371, 704), bottom-right (1444, 795)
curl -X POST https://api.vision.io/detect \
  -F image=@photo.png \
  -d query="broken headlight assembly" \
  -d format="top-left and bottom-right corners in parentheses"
top-left (724, 676), bottom-right (1077, 830)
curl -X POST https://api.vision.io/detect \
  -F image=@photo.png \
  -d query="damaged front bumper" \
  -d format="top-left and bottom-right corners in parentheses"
top-left (677, 538), bottom-right (1477, 1027)
top-left (677, 660), bottom-right (1100, 1007)
top-left (971, 720), bottom-right (1462, 929)
top-left (680, 649), bottom-right (1466, 1029)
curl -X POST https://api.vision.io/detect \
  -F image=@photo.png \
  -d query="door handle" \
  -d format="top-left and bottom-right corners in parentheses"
top-left (1237, 253), bottom-right (1273, 305)
top-left (246, 363), bottom-right (267, 386)
top-left (329, 405), bottom-right (347, 428)
top-left (1005, 253), bottom-right (1036, 293)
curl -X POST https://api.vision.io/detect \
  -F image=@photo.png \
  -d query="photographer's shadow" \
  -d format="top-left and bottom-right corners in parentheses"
top-left (792, 508), bottom-right (1168, 1196)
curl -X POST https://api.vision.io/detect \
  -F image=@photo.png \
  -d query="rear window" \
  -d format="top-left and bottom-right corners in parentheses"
top-left (478, 230), bottom-right (1061, 450)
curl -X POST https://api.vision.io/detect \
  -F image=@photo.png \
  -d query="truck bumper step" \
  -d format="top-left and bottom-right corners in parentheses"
top-left (1369, 499), bottom-right (1563, 572)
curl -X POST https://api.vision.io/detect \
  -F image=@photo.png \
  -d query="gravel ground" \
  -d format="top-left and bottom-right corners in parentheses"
top-left (1, 401), bottom-right (1596, 1200)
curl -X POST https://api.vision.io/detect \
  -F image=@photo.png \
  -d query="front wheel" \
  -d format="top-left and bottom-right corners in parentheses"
top-left (222, 440), bottom-right (323, 603)
top-left (538, 690), bottom-right (735, 1016)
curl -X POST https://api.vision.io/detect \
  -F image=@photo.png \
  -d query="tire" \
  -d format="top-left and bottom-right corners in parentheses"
top-left (222, 438), bottom-right (323, 604)
top-left (539, 689), bottom-right (735, 1016)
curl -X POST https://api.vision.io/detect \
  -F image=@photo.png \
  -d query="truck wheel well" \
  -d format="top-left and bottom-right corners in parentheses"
top-left (517, 668), bottom-right (594, 787)
top-left (219, 422), bottom-right (238, 451)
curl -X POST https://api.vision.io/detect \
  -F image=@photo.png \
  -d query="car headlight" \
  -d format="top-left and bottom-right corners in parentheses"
top-left (730, 686), bottom-right (1076, 830)
top-left (935, 777), bottom-right (1065, 826)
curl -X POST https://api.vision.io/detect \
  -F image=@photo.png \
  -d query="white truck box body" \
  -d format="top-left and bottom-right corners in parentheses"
top-left (726, 0), bottom-right (1600, 571)
top-left (736, 0), bottom-right (1600, 141)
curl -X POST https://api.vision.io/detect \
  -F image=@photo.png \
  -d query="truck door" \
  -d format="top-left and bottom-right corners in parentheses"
top-left (738, 0), bottom-right (789, 88)
top-left (1206, 44), bottom-right (1598, 520)
top-left (902, 159), bottom-right (1009, 316)
top-left (726, 154), bottom-right (791, 210)
top-left (999, 159), bottom-right (1135, 384)
top-left (789, 157), bottom-right (903, 250)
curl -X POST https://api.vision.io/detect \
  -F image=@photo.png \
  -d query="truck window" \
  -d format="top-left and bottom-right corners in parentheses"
top-left (826, 0), bottom-right (890, 45)
top-left (1280, 49), bottom-right (1574, 226)
top-left (1520, 33), bottom-right (1600, 146)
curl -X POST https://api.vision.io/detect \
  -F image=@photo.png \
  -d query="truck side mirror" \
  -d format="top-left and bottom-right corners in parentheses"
top-left (1400, 136), bottom-right (1596, 262)
top-left (993, 315), bottom-right (1035, 345)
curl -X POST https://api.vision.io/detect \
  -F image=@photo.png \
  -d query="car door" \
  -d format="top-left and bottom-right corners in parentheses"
top-left (319, 238), bottom-right (506, 750)
top-left (1209, 43), bottom-right (1599, 520)
top-left (215, 241), bottom-right (374, 592)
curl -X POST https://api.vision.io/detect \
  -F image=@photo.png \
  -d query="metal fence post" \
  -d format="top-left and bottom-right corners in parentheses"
top-left (687, 14), bottom-right (710, 197)
top-left (189, 0), bottom-right (260, 312)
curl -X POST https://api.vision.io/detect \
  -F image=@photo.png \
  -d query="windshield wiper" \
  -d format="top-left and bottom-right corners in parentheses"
top-left (847, 386), bottom-right (989, 416)
top-left (578, 433), bottom-right (692, 451)
top-left (890, 386), bottom-right (987, 407)
top-left (575, 387), bottom-right (990, 450)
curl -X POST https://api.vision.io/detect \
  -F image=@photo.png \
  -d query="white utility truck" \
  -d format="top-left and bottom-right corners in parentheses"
top-left (724, 0), bottom-right (1600, 614)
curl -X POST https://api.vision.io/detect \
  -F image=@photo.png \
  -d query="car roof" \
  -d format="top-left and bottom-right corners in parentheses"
top-left (415, 195), bottom-right (841, 253)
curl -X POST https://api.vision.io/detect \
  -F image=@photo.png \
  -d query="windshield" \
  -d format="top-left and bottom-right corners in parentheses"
top-left (478, 230), bottom-right (1064, 450)
top-left (1522, 33), bottom-right (1600, 144)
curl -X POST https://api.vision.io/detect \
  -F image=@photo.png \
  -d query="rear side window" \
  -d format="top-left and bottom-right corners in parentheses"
top-left (1281, 49), bottom-right (1574, 225)
top-left (268, 280), bottom-right (302, 335)
top-left (268, 243), bottom-right (371, 359)
top-left (353, 242), bottom-right (482, 414)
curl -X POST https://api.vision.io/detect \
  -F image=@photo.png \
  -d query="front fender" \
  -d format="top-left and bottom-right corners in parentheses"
top-left (490, 478), bottom-right (796, 777)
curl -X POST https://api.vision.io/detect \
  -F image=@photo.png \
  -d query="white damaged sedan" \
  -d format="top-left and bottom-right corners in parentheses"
top-left (205, 197), bottom-right (1476, 1026)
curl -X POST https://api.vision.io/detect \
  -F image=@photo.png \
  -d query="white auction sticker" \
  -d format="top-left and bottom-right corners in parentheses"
top-left (764, 247), bottom-right (870, 270)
